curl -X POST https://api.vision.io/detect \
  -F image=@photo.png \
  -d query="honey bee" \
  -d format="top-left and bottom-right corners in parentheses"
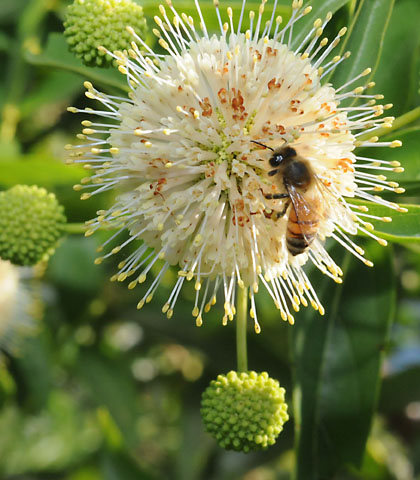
top-left (252, 140), bottom-right (352, 256)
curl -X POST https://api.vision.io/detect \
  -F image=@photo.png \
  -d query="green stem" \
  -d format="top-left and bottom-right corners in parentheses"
top-left (63, 223), bottom-right (86, 235)
top-left (236, 286), bottom-right (248, 372)
top-left (358, 106), bottom-right (420, 141)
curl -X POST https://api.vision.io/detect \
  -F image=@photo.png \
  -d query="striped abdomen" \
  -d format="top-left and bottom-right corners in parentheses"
top-left (286, 196), bottom-right (320, 256)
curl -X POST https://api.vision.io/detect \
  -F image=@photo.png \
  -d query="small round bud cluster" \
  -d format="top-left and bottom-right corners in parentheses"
top-left (0, 185), bottom-right (66, 266)
top-left (201, 371), bottom-right (289, 452)
top-left (64, 0), bottom-right (147, 67)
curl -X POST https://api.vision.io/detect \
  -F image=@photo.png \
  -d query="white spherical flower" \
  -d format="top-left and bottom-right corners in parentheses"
top-left (68, 0), bottom-right (404, 330)
top-left (0, 260), bottom-right (36, 354)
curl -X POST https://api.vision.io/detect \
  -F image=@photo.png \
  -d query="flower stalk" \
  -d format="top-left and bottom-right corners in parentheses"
top-left (236, 286), bottom-right (249, 372)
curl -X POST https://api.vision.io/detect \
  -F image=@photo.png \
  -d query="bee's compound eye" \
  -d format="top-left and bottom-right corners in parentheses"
top-left (269, 153), bottom-right (283, 167)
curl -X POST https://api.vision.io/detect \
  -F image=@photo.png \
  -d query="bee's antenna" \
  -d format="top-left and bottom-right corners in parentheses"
top-left (251, 140), bottom-right (274, 151)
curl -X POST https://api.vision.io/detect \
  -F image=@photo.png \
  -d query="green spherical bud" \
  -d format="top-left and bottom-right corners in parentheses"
top-left (201, 371), bottom-right (289, 452)
top-left (0, 185), bottom-right (66, 266)
top-left (64, 0), bottom-right (147, 67)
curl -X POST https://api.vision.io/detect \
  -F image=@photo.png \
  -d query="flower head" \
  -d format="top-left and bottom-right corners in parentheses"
top-left (0, 259), bottom-right (36, 354)
top-left (68, 0), bottom-right (404, 329)
top-left (64, 0), bottom-right (147, 67)
top-left (0, 185), bottom-right (66, 267)
top-left (201, 371), bottom-right (289, 452)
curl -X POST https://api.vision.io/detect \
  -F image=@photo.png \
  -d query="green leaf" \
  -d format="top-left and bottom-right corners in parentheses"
top-left (292, 243), bottom-right (395, 479)
top-left (351, 200), bottom-right (420, 245)
top-left (24, 33), bottom-right (128, 92)
top-left (328, 0), bottom-right (394, 92)
top-left (48, 236), bottom-right (104, 293)
top-left (0, 157), bottom-right (84, 187)
top-left (358, 128), bottom-right (420, 188)
top-left (372, 0), bottom-right (420, 116)
top-left (143, 0), bottom-right (291, 35)
top-left (290, 0), bottom-right (351, 51)
top-left (19, 70), bottom-right (83, 119)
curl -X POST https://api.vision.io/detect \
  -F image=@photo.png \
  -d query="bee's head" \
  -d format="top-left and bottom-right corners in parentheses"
top-left (269, 147), bottom-right (296, 167)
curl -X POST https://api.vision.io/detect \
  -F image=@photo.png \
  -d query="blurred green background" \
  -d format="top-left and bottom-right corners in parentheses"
top-left (0, 0), bottom-right (419, 478)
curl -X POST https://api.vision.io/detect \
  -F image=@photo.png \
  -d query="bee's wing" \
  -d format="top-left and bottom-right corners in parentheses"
top-left (286, 182), bottom-right (323, 245)
top-left (311, 174), bottom-right (357, 234)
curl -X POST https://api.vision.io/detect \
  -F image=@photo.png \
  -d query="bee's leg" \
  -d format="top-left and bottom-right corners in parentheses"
top-left (272, 198), bottom-right (290, 220)
top-left (264, 192), bottom-right (289, 200)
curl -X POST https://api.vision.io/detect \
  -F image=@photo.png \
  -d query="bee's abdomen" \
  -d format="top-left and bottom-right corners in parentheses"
top-left (286, 210), bottom-right (319, 256)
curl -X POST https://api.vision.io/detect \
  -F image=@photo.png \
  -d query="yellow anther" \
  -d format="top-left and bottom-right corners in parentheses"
top-left (287, 314), bottom-right (295, 325)
top-left (362, 68), bottom-right (372, 76)
top-left (137, 300), bottom-right (145, 309)
top-left (338, 27), bottom-right (347, 36)
top-left (192, 306), bottom-right (199, 317)
top-left (390, 140), bottom-right (402, 148)
top-left (94, 257), bottom-right (103, 265)
top-left (195, 281), bottom-right (201, 291)
top-left (196, 315), bottom-right (203, 327)
top-left (158, 39), bottom-right (169, 50)
top-left (254, 323), bottom-right (261, 334)
top-left (167, 309), bottom-right (173, 319)
top-left (128, 281), bottom-right (137, 289)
